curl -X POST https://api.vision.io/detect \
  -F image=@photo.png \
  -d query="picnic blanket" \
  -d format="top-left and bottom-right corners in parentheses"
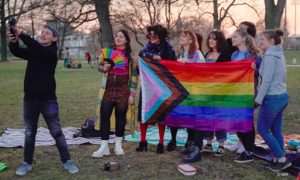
top-left (124, 127), bottom-right (240, 150)
top-left (0, 127), bottom-right (115, 148)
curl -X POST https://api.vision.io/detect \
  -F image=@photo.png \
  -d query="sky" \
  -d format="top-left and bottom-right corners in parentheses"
top-left (196, 0), bottom-right (300, 36)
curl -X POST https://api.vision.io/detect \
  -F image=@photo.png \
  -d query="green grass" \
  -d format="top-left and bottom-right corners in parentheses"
top-left (285, 51), bottom-right (300, 65)
top-left (0, 59), bottom-right (299, 179)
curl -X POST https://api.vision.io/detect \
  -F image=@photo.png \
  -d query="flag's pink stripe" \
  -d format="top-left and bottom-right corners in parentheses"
top-left (140, 65), bottom-right (163, 108)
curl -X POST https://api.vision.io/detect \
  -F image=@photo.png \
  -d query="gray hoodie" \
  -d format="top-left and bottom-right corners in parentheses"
top-left (255, 45), bottom-right (287, 104)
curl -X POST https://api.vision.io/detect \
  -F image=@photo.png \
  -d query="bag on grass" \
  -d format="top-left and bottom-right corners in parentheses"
top-left (79, 118), bottom-right (101, 138)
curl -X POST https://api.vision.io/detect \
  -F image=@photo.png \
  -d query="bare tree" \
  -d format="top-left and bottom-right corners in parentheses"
top-left (111, 0), bottom-right (186, 47)
top-left (264, 0), bottom-right (286, 29)
top-left (195, 0), bottom-right (259, 29)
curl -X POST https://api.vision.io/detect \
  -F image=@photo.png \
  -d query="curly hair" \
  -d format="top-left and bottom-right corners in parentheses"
top-left (146, 24), bottom-right (168, 42)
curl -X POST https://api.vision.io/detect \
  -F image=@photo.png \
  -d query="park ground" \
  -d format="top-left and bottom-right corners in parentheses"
top-left (0, 51), bottom-right (299, 179)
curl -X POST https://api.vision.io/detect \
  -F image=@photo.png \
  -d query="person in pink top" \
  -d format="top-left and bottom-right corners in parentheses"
top-left (92, 29), bottom-right (138, 158)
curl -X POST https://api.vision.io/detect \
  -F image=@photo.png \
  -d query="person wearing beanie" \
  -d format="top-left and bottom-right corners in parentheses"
top-left (7, 25), bottom-right (78, 176)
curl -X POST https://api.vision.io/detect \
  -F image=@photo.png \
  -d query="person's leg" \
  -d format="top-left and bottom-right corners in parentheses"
top-left (100, 100), bottom-right (115, 140)
top-left (140, 123), bottom-right (148, 142)
top-left (114, 102), bottom-right (128, 155)
top-left (237, 124), bottom-right (255, 153)
top-left (202, 131), bottom-right (214, 152)
top-left (41, 100), bottom-right (70, 163)
top-left (114, 103), bottom-right (128, 138)
top-left (23, 101), bottom-right (40, 165)
top-left (214, 131), bottom-right (227, 156)
top-left (41, 100), bottom-right (78, 173)
top-left (156, 123), bottom-right (166, 154)
top-left (167, 127), bottom-right (178, 151)
top-left (257, 96), bottom-right (285, 159)
top-left (187, 128), bottom-right (195, 142)
top-left (92, 100), bottom-right (114, 158)
top-left (182, 130), bottom-right (202, 162)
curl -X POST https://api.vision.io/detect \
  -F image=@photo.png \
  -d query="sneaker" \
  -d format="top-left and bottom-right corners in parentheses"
top-left (228, 141), bottom-right (242, 152)
top-left (63, 160), bottom-right (79, 174)
top-left (16, 162), bottom-right (32, 176)
top-left (236, 144), bottom-right (245, 154)
top-left (268, 161), bottom-right (292, 172)
top-left (202, 144), bottom-right (213, 152)
top-left (214, 146), bottom-right (225, 157)
top-left (234, 151), bottom-right (254, 163)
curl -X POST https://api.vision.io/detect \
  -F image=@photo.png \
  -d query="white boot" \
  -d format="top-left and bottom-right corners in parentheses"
top-left (114, 137), bottom-right (124, 155)
top-left (92, 140), bottom-right (110, 158)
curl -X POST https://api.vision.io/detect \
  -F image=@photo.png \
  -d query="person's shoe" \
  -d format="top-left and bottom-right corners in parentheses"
top-left (180, 141), bottom-right (194, 155)
top-left (92, 140), bottom-right (110, 158)
top-left (236, 144), bottom-right (245, 154)
top-left (114, 137), bottom-right (124, 155)
top-left (214, 146), bottom-right (225, 157)
top-left (182, 145), bottom-right (201, 163)
top-left (136, 141), bottom-right (148, 152)
top-left (156, 143), bottom-right (164, 154)
top-left (202, 144), bottom-right (213, 152)
top-left (16, 162), bottom-right (32, 176)
top-left (268, 160), bottom-right (292, 172)
top-left (234, 151), bottom-right (254, 163)
top-left (63, 160), bottom-right (78, 174)
top-left (167, 140), bottom-right (177, 152)
top-left (228, 141), bottom-right (242, 152)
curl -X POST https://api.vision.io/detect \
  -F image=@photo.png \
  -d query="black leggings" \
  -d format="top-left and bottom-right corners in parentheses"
top-left (237, 123), bottom-right (255, 152)
top-left (170, 127), bottom-right (195, 143)
top-left (100, 100), bottom-right (128, 140)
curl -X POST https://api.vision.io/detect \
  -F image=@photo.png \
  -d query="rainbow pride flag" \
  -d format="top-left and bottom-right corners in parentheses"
top-left (139, 57), bottom-right (255, 132)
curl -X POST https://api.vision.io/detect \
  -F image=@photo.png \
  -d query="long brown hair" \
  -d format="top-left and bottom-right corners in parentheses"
top-left (206, 30), bottom-right (228, 53)
top-left (234, 28), bottom-right (259, 57)
top-left (181, 30), bottom-right (198, 58)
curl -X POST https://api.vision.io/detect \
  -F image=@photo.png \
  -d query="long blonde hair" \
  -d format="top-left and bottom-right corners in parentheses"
top-left (235, 28), bottom-right (259, 57)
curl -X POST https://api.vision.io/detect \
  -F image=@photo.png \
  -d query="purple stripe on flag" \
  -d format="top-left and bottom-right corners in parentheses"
top-left (164, 116), bottom-right (253, 132)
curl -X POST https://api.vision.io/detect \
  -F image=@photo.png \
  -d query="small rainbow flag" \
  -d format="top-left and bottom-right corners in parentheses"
top-left (139, 57), bottom-right (255, 132)
top-left (99, 48), bottom-right (126, 70)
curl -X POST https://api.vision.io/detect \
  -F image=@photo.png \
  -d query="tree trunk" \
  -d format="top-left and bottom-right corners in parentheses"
top-left (212, 0), bottom-right (220, 29)
top-left (1, 0), bottom-right (8, 62)
top-left (264, 0), bottom-right (286, 29)
top-left (94, 0), bottom-right (114, 48)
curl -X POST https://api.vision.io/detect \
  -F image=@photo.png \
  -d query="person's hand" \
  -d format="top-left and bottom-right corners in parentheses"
top-left (128, 95), bottom-right (135, 105)
top-left (251, 63), bottom-right (256, 70)
top-left (254, 102), bottom-right (260, 109)
top-left (7, 27), bottom-right (21, 43)
top-left (153, 55), bottom-right (161, 60)
top-left (103, 62), bottom-right (111, 72)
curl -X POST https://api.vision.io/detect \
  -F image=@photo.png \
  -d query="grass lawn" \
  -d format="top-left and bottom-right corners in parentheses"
top-left (0, 56), bottom-right (299, 179)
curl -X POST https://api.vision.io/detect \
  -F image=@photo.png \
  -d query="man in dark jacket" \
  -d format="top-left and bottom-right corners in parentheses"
top-left (8, 25), bottom-right (78, 176)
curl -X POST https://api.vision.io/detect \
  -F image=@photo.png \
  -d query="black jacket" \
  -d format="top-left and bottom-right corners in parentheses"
top-left (9, 33), bottom-right (58, 101)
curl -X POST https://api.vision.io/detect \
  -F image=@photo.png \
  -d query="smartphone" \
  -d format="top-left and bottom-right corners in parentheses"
top-left (8, 17), bottom-right (16, 35)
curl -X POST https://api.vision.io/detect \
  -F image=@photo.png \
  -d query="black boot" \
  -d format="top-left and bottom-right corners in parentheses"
top-left (167, 140), bottom-right (177, 152)
top-left (180, 141), bottom-right (194, 155)
top-left (182, 145), bottom-right (201, 163)
top-left (156, 143), bottom-right (164, 154)
top-left (136, 141), bottom-right (148, 152)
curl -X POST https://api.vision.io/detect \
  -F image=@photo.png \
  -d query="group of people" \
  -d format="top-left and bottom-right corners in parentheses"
top-left (93, 21), bottom-right (290, 173)
top-left (7, 19), bottom-right (289, 176)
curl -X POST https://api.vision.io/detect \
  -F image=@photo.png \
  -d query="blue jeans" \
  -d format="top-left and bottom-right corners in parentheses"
top-left (203, 131), bottom-right (227, 143)
top-left (23, 100), bottom-right (70, 164)
top-left (257, 93), bottom-right (289, 158)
